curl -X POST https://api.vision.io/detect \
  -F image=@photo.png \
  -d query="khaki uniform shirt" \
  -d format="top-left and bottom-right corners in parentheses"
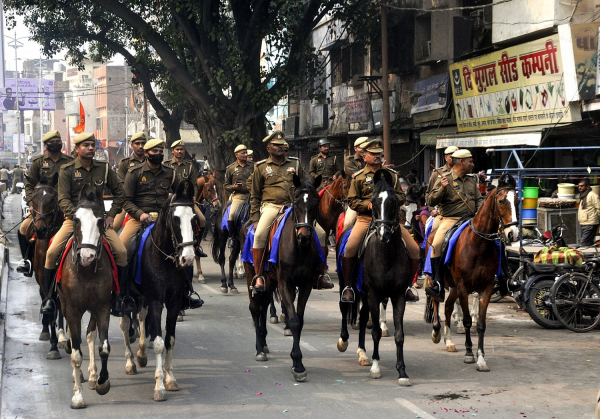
top-left (425, 164), bottom-right (452, 199)
top-left (58, 158), bottom-right (124, 220)
top-left (427, 169), bottom-right (483, 218)
top-left (165, 158), bottom-right (199, 198)
top-left (578, 191), bottom-right (600, 225)
top-left (117, 155), bottom-right (146, 183)
top-left (0, 169), bottom-right (9, 180)
top-left (123, 161), bottom-right (175, 220)
top-left (309, 153), bottom-right (342, 182)
top-left (344, 153), bottom-right (365, 180)
top-left (249, 156), bottom-right (304, 222)
top-left (348, 167), bottom-right (405, 216)
top-left (26, 153), bottom-right (74, 204)
top-left (224, 161), bottom-right (254, 196)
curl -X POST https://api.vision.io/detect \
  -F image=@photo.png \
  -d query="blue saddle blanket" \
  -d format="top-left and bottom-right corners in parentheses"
top-left (421, 217), bottom-right (435, 250)
top-left (336, 229), bottom-right (364, 292)
top-left (221, 205), bottom-right (231, 231)
top-left (135, 223), bottom-right (155, 285)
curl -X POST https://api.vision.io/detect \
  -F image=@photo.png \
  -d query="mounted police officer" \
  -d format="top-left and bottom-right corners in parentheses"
top-left (42, 133), bottom-right (128, 316)
top-left (17, 130), bottom-right (74, 276)
top-left (249, 131), bottom-right (330, 292)
top-left (309, 138), bottom-right (343, 191)
top-left (224, 144), bottom-right (253, 246)
top-left (340, 139), bottom-right (420, 303)
top-left (165, 139), bottom-right (207, 257)
top-left (113, 131), bottom-right (147, 232)
top-left (425, 145), bottom-right (457, 230)
top-left (122, 139), bottom-right (203, 310)
top-left (425, 149), bottom-right (483, 303)
top-left (343, 136), bottom-right (368, 230)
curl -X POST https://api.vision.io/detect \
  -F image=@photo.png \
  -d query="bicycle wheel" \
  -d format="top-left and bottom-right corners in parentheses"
top-left (525, 278), bottom-right (563, 329)
top-left (551, 273), bottom-right (600, 333)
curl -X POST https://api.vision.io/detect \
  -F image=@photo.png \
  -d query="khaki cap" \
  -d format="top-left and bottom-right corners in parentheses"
top-left (171, 140), bottom-right (184, 148)
top-left (361, 139), bottom-right (384, 153)
top-left (247, 150), bottom-right (254, 156)
top-left (283, 142), bottom-right (289, 148)
top-left (131, 132), bottom-right (146, 142)
top-left (73, 132), bottom-right (95, 145)
top-left (143, 139), bottom-right (165, 150)
top-left (444, 146), bottom-right (459, 155)
top-left (234, 144), bottom-right (247, 153)
top-left (262, 130), bottom-right (286, 145)
top-left (43, 130), bottom-right (61, 143)
top-left (452, 149), bottom-right (472, 158)
top-left (354, 136), bottom-right (369, 147)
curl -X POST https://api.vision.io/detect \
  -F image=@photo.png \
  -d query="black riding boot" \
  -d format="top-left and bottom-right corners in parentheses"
top-left (195, 227), bottom-right (208, 257)
top-left (41, 268), bottom-right (57, 314)
top-left (16, 232), bottom-right (33, 277)
top-left (182, 266), bottom-right (204, 309)
top-left (425, 257), bottom-right (445, 303)
top-left (119, 265), bottom-right (136, 315)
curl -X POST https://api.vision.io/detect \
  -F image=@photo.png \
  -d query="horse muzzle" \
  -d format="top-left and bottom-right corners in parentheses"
top-left (34, 225), bottom-right (48, 240)
top-left (79, 248), bottom-right (97, 267)
top-left (178, 245), bottom-right (195, 267)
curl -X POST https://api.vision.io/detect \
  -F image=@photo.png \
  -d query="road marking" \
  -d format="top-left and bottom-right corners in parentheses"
top-left (266, 322), bottom-right (317, 351)
top-left (395, 398), bottom-right (436, 419)
top-left (201, 284), bottom-right (220, 294)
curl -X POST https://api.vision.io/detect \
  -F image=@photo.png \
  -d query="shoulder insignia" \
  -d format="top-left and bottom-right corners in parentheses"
top-left (62, 160), bottom-right (76, 168)
top-left (467, 173), bottom-right (477, 177)
top-left (255, 159), bottom-right (267, 165)
top-left (162, 162), bottom-right (174, 169)
top-left (288, 156), bottom-right (299, 160)
top-left (226, 162), bottom-right (236, 169)
top-left (32, 155), bottom-right (44, 162)
top-left (128, 165), bottom-right (144, 173)
top-left (352, 168), bottom-right (364, 178)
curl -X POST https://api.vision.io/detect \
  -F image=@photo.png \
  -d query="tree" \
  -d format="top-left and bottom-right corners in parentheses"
top-left (6, 0), bottom-right (379, 171)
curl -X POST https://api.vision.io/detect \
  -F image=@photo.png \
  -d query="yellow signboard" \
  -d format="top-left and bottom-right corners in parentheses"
top-left (450, 34), bottom-right (580, 132)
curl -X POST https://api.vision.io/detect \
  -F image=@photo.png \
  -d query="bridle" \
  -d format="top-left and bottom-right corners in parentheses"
top-left (372, 191), bottom-right (400, 237)
top-left (288, 186), bottom-right (318, 235)
top-left (150, 199), bottom-right (196, 267)
top-left (469, 186), bottom-right (518, 243)
top-left (72, 203), bottom-right (105, 269)
top-left (323, 183), bottom-right (348, 210)
top-left (30, 189), bottom-right (59, 235)
top-left (204, 180), bottom-right (222, 214)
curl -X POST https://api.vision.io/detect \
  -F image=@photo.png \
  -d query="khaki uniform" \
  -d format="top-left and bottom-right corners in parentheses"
top-left (114, 155), bottom-right (146, 231)
top-left (343, 153), bottom-right (365, 230)
top-left (10, 167), bottom-right (23, 194)
top-left (425, 164), bottom-right (452, 231)
top-left (121, 161), bottom-right (176, 247)
top-left (344, 167), bottom-right (419, 259)
top-left (309, 153), bottom-right (342, 189)
top-left (224, 161), bottom-right (254, 221)
top-left (250, 156), bottom-right (325, 248)
top-left (165, 158), bottom-right (205, 227)
top-left (426, 169), bottom-right (483, 257)
top-left (45, 158), bottom-right (127, 269)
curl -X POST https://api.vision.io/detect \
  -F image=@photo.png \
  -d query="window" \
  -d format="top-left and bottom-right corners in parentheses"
top-left (331, 43), bottom-right (365, 86)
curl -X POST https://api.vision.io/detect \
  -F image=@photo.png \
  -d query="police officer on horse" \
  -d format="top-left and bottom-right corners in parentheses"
top-left (224, 144), bottom-right (254, 246)
top-left (309, 138), bottom-right (343, 191)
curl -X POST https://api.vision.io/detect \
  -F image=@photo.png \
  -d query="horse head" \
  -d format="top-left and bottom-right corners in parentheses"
top-left (160, 179), bottom-right (196, 267)
top-left (494, 173), bottom-right (519, 243)
top-left (74, 185), bottom-right (105, 267)
top-left (372, 169), bottom-right (399, 244)
top-left (292, 174), bottom-right (321, 247)
top-left (204, 173), bottom-right (224, 211)
top-left (29, 172), bottom-right (60, 239)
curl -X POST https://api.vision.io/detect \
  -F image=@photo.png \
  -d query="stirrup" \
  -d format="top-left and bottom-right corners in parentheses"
top-left (251, 275), bottom-right (265, 292)
top-left (41, 297), bottom-right (56, 315)
top-left (406, 286), bottom-right (420, 302)
top-left (341, 286), bottom-right (355, 303)
top-left (195, 246), bottom-right (208, 258)
top-left (184, 291), bottom-right (204, 309)
top-left (122, 296), bottom-right (137, 314)
top-left (425, 281), bottom-right (444, 303)
top-left (315, 273), bottom-right (334, 290)
top-left (16, 259), bottom-right (32, 275)
top-left (227, 238), bottom-right (234, 248)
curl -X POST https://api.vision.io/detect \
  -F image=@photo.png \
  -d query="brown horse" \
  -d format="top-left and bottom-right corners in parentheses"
top-left (317, 173), bottom-right (348, 237)
top-left (429, 173), bottom-right (519, 371)
top-left (59, 187), bottom-right (113, 408)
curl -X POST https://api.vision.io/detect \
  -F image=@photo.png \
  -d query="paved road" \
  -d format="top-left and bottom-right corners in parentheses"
top-left (0, 194), bottom-right (599, 418)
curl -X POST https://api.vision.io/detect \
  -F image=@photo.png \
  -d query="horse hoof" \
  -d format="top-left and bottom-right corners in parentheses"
top-left (57, 341), bottom-right (67, 350)
top-left (476, 363), bottom-right (490, 372)
top-left (126, 364), bottom-right (137, 375)
top-left (279, 313), bottom-right (286, 323)
top-left (263, 345), bottom-right (269, 354)
top-left (269, 316), bottom-right (278, 324)
top-left (291, 368), bottom-right (307, 382)
top-left (70, 397), bottom-right (86, 409)
top-left (283, 328), bottom-right (292, 337)
top-left (369, 371), bottom-right (381, 379)
top-left (148, 340), bottom-right (154, 349)
top-left (229, 287), bottom-right (239, 294)
top-left (398, 378), bottom-right (412, 387)
top-left (137, 354), bottom-right (148, 368)
top-left (39, 332), bottom-right (50, 341)
top-left (154, 390), bottom-right (167, 402)
top-left (88, 380), bottom-right (97, 390)
top-left (177, 315), bottom-right (183, 322)
top-left (65, 341), bottom-right (72, 355)
top-left (46, 350), bottom-right (61, 360)
top-left (464, 355), bottom-right (475, 364)
top-left (358, 358), bottom-right (372, 366)
top-left (366, 320), bottom-right (373, 329)
top-left (456, 326), bottom-right (466, 334)
top-left (166, 381), bottom-right (179, 391)
top-left (432, 331), bottom-right (441, 345)
top-left (221, 286), bottom-right (228, 294)
top-left (337, 338), bottom-right (348, 353)
top-left (351, 323), bottom-right (359, 330)
top-left (197, 275), bottom-right (206, 283)
top-left (381, 328), bottom-right (389, 337)
top-left (256, 352), bottom-right (268, 362)
top-left (446, 344), bottom-right (457, 353)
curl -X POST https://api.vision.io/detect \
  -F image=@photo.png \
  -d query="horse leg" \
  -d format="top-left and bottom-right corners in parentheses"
top-left (380, 298), bottom-right (389, 337)
top-left (367, 295), bottom-right (382, 379)
top-left (391, 295), bottom-right (411, 386)
top-left (120, 315), bottom-right (136, 375)
top-left (46, 311), bottom-right (61, 360)
top-left (136, 305), bottom-right (149, 368)
top-left (444, 288), bottom-right (459, 352)
top-left (86, 319), bottom-right (98, 390)
top-left (453, 299), bottom-right (465, 334)
top-left (357, 301), bottom-right (371, 366)
top-left (164, 303), bottom-right (180, 391)
top-left (457, 287), bottom-right (475, 364)
top-left (39, 312), bottom-right (50, 341)
top-left (269, 298), bottom-right (278, 324)
top-left (337, 299), bottom-right (350, 352)
top-left (282, 303), bottom-right (291, 336)
top-left (227, 246), bottom-right (239, 294)
top-left (431, 297), bottom-right (442, 344)
top-left (148, 302), bottom-right (166, 401)
top-left (249, 287), bottom-right (268, 360)
top-left (95, 306), bottom-right (111, 396)
top-left (471, 292), bottom-right (479, 330)
top-left (57, 310), bottom-right (67, 349)
top-left (288, 284), bottom-right (311, 382)
top-left (67, 309), bottom-right (85, 409)
top-left (475, 288), bottom-right (492, 372)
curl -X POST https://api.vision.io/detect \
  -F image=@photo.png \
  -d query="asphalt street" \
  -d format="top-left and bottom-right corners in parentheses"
top-left (0, 194), bottom-right (599, 418)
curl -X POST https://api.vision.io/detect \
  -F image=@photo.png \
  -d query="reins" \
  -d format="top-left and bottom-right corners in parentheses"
top-left (149, 198), bottom-right (197, 267)
top-left (469, 186), bottom-right (518, 244)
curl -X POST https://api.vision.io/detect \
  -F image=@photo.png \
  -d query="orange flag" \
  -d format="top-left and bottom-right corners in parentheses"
top-left (73, 99), bottom-right (85, 134)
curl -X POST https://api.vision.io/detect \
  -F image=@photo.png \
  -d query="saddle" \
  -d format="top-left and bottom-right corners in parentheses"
top-left (357, 220), bottom-right (407, 260)
top-left (125, 227), bottom-right (145, 286)
top-left (266, 204), bottom-right (290, 258)
top-left (439, 215), bottom-right (473, 264)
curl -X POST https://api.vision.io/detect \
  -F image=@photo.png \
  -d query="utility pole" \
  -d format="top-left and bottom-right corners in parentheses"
top-left (39, 52), bottom-right (44, 155)
top-left (143, 89), bottom-right (148, 140)
top-left (125, 96), bottom-right (129, 157)
top-left (14, 31), bottom-right (21, 167)
top-left (381, 0), bottom-right (391, 164)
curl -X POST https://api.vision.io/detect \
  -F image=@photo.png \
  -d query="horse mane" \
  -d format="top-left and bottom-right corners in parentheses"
top-left (497, 173), bottom-right (516, 189)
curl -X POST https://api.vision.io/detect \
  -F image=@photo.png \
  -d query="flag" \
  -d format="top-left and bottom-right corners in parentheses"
top-left (130, 90), bottom-right (135, 110)
top-left (73, 99), bottom-right (85, 134)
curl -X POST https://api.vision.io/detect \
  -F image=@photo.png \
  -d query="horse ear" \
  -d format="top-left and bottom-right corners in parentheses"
top-left (293, 174), bottom-right (301, 188)
top-left (25, 174), bottom-right (38, 187)
top-left (374, 169), bottom-right (393, 187)
top-left (95, 183), bottom-right (104, 200)
top-left (340, 169), bottom-right (346, 179)
top-left (314, 175), bottom-right (322, 190)
top-left (175, 179), bottom-right (186, 197)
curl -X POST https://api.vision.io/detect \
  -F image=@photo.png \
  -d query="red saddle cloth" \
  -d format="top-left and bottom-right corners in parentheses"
top-left (336, 212), bottom-right (346, 244)
top-left (55, 237), bottom-right (119, 292)
top-left (318, 185), bottom-right (329, 199)
top-left (121, 214), bottom-right (130, 229)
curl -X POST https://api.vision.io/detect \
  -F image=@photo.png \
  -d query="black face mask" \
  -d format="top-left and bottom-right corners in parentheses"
top-left (147, 153), bottom-right (164, 165)
top-left (47, 143), bottom-right (62, 153)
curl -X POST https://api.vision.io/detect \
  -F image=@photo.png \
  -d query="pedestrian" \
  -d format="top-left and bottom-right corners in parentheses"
top-left (0, 165), bottom-right (9, 191)
top-left (409, 196), bottom-right (429, 289)
top-left (404, 172), bottom-right (423, 225)
top-left (10, 165), bottom-right (23, 194)
top-left (577, 179), bottom-right (600, 246)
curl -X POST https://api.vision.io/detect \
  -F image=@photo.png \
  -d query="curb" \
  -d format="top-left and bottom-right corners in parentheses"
top-left (0, 242), bottom-right (8, 412)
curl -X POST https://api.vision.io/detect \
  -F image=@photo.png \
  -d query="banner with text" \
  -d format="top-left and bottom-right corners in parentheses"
top-left (450, 34), bottom-right (580, 132)
top-left (0, 78), bottom-right (55, 111)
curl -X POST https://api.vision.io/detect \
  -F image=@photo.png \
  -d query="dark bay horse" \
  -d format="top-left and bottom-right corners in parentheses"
top-left (26, 173), bottom-right (68, 359)
top-left (58, 188), bottom-right (113, 408)
top-left (429, 173), bottom-right (519, 371)
top-left (242, 174), bottom-right (323, 382)
top-left (121, 179), bottom-right (197, 401)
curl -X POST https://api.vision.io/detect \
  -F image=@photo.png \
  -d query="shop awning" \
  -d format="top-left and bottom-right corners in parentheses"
top-left (420, 126), bottom-right (458, 145)
top-left (434, 124), bottom-right (570, 149)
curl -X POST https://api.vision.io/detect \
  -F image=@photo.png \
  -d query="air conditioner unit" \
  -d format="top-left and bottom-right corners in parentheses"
top-left (421, 41), bottom-right (431, 59)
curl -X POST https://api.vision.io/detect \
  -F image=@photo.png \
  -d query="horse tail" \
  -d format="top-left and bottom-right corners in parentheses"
top-left (211, 207), bottom-right (225, 264)
top-left (424, 297), bottom-right (434, 324)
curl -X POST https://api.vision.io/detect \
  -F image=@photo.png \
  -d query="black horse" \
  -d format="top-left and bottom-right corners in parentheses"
top-left (120, 179), bottom-right (197, 401)
top-left (355, 170), bottom-right (413, 385)
top-left (242, 174), bottom-right (323, 381)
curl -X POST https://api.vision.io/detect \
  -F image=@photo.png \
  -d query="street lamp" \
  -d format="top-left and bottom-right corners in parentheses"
top-left (6, 32), bottom-right (30, 167)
